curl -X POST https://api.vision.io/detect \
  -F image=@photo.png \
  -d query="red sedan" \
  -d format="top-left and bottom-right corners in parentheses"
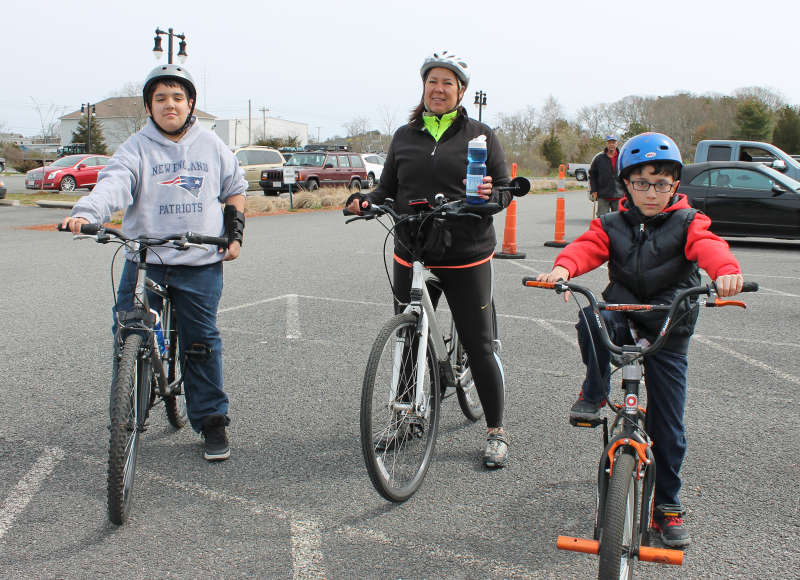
top-left (26, 154), bottom-right (111, 192)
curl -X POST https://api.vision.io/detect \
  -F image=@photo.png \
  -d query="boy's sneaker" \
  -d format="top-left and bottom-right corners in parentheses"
top-left (201, 414), bottom-right (230, 462)
top-left (483, 431), bottom-right (509, 468)
top-left (569, 393), bottom-right (606, 426)
top-left (652, 504), bottom-right (691, 547)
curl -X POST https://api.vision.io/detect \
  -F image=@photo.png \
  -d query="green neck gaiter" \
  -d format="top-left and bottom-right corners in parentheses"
top-left (422, 109), bottom-right (458, 142)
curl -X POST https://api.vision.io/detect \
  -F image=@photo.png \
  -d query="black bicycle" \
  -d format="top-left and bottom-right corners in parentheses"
top-left (59, 223), bottom-right (228, 524)
top-left (524, 277), bottom-right (757, 579)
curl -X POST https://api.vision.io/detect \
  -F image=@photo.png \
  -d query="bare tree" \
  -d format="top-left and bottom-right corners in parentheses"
top-left (29, 97), bottom-right (63, 138)
top-left (344, 116), bottom-right (372, 152)
top-left (378, 105), bottom-right (398, 151)
top-left (734, 86), bottom-right (786, 112)
top-left (539, 95), bottom-right (564, 136)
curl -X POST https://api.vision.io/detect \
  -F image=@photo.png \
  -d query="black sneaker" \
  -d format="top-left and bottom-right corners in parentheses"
top-left (569, 394), bottom-right (605, 426)
top-left (653, 504), bottom-right (691, 547)
top-left (201, 414), bottom-right (230, 462)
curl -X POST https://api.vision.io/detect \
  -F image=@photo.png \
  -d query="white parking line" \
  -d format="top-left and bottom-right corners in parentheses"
top-left (286, 294), bottom-right (301, 340)
top-left (291, 519), bottom-right (325, 579)
top-left (0, 447), bottom-right (64, 540)
top-left (694, 335), bottom-right (800, 387)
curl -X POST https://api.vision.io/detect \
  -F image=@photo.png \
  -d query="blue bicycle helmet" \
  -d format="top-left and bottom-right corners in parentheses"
top-left (617, 132), bottom-right (682, 178)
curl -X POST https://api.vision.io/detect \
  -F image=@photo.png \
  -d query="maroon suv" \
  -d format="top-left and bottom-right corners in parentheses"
top-left (260, 151), bottom-right (367, 195)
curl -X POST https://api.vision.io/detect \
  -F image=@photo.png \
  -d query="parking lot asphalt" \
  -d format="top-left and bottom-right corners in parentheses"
top-left (1, 192), bottom-right (798, 578)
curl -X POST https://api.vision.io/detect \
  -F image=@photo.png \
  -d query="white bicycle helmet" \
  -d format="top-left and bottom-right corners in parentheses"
top-left (420, 51), bottom-right (470, 87)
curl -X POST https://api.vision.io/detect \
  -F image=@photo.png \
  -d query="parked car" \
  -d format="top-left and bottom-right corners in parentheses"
top-left (0, 179), bottom-right (6, 199)
top-left (567, 162), bottom-right (590, 181)
top-left (233, 146), bottom-right (285, 191)
top-left (680, 161), bottom-right (800, 240)
top-left (259, 151), bottom-right (367, 195)
top-left (361, 154), bottom-right (385, 188)
top-left (25, 154), bottom-right (111, 192)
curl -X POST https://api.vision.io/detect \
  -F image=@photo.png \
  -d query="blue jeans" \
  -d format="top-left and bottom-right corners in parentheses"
top-left (577, 306), bottom-right (688, 507)
top-left (115, 259), bottom-right (228, 432)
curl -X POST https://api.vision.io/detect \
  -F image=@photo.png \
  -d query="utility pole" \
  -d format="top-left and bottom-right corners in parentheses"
top-left (258, 106), bottom-right (269, 140)
top-left (81, 102), bottom-right (95, 153)
top-left (248, 100), bottom-right (252, 145)
top-left (315, 126), bottom-right (321, 144)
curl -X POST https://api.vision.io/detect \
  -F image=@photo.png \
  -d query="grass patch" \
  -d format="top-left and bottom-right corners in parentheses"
top-left (6, 192), bottom-right (84, 205)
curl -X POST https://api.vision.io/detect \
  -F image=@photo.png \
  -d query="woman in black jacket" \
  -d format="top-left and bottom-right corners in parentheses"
top-left (346, 51), bottom-right (512, 468)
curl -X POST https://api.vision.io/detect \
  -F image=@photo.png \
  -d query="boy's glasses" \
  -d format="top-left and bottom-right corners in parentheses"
top-left (630, 180), bottom-right (674, 193)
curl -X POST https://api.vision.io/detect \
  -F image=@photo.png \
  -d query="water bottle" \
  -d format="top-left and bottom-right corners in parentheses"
top-left (151, 309), bottom-right (166, 357)
top-left (466, 135), bottom-right (488, 204)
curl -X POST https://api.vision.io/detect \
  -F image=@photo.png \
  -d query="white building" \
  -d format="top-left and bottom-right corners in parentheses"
top-left (213, 117), bottom-right (308, 148)
top-left (59, 97), bottom-right (216, 152)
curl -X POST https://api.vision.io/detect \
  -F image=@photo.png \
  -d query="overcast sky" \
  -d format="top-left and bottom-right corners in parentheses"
top-left (3, 0), bottom-right (798, 141)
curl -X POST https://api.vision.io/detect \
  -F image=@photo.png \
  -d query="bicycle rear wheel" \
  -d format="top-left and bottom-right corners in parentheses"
top-left (162, 304), bottom-right (187, 429)
top-left (361, 313), bottom-right (440, 502)
top-left (108, 333), bottom-right (151, 525)
top-left (598, 451), bottom-right (639, 579)
top-left (451, 321), bottom-right (484, 422)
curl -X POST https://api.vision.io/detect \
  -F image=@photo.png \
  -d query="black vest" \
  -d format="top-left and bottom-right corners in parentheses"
top-left (600, 205), bottom-right (701, 354)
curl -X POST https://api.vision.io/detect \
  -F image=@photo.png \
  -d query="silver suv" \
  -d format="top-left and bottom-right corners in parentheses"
top-left (234, 146), bottom-right (285, 191)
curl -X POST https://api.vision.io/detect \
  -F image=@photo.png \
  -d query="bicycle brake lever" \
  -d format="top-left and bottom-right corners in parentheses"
top-left (707, 298), bottom-right (747, 309)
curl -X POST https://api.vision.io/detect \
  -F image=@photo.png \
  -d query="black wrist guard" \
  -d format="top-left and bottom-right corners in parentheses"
top-left (224, 205), bottom-right (245, 246)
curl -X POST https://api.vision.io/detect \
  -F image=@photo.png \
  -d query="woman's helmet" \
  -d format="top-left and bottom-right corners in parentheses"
top-left (617, 132), bottom-right (682, 179)
top-left (420, 51), bottom-right (470, 88)
top-left (142, 64), bottom-right (197, 135)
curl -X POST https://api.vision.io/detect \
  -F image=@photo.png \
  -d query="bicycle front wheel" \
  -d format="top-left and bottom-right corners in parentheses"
top-left (107, 333), bottom-right (150, 525)
top-left (451, 321), bottom-right (484, 422)
top-left (598, 451), bottom-right (639, 580)
top-left (360, 313), bottom-right (441, 502)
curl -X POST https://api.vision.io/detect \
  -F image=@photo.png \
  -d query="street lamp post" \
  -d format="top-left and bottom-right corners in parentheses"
top-left (474, 90), bottom-right (487, 123)
top-left (152, 27), bottom-right (188, 64)
top-left (80, 103), bottom-right (95, 153)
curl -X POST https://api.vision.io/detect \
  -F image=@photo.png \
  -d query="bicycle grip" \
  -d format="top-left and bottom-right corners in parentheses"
top-left (741, 281), bottom-right (759, 292)
top-left (57, 223), bottom-right (101, 235)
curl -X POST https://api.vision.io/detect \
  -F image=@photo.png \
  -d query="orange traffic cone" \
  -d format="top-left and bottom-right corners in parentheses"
top-left (544, 195), bottom-right (568, 247)
top-left (496, 162), bottom-right (526, 259)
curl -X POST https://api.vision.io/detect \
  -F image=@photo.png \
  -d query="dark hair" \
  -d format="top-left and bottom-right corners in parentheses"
top-left (621, 160), bottom-right (681, 181)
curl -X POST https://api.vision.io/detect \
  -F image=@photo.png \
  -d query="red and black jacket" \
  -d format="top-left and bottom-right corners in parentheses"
top-left (554, 194), bottom-right (741, 353)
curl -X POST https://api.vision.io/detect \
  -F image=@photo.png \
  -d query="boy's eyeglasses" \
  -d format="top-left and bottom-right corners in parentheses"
top-left (630, 180), bottom-right (674, 193)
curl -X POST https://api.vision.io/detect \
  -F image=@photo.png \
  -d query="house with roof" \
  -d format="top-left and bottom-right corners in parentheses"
top-left (59, 97), bottom-right (216, 152)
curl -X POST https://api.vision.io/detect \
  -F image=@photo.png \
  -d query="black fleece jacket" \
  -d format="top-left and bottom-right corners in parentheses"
top-left (367, 107), bottom-right (511, 266)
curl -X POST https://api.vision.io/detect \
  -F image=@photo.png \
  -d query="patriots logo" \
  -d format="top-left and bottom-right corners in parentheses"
top-left (159, 175), bottom-right (204, 196)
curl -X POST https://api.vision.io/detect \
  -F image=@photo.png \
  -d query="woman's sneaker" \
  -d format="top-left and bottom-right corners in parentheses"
top-left (652, 504), bottom-right (691, 547)
top-left (483, 431), bottom-right (509, 468)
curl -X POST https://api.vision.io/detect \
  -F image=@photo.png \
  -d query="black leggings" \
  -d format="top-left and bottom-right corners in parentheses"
top-left (392, 258), bottom-right (505, 428)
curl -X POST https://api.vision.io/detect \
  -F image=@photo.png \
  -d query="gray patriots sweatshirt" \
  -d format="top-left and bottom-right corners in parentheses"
top-left (70, 117), bottom-right (247, 265)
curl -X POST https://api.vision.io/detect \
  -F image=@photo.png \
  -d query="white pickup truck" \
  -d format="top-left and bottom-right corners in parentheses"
top-left (566, 163), bottom-right (590, 181)
top-left (693, 140), bottom-right (800, 182)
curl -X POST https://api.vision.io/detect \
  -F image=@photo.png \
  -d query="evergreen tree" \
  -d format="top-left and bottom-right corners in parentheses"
top-left (772, 106), bottom-right (800, 153)
top-left (733, 98), bottom-right (772, 141)
top-left (540, 134), bottom-right (563, 170)
top-left (71, 113), bottom-right (108, 155)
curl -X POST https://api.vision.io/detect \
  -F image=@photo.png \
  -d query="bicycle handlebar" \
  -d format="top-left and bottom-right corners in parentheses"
top-left (522, 277), bottom-right (758, 356)
top-left (57, 223), bottom-right (229, 249)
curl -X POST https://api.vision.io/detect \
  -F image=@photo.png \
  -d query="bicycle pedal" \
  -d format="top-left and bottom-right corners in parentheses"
top-left (570, 416), bottom-right (603, 428)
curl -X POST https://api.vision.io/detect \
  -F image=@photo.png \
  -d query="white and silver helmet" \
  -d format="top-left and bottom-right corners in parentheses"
top-left (420, 51), bottom-right (470, 87)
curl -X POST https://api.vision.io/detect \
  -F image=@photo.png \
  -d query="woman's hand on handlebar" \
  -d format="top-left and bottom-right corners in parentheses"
top-left (60, 216), bottom-right (89, 234)
top-left (714, 273), bottom-right (744, 297)
top-left (345, 193), bottom-right (371, 215)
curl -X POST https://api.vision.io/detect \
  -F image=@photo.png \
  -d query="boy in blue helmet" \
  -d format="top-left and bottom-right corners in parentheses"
top-left (537, 132), bottom-right (744, 547)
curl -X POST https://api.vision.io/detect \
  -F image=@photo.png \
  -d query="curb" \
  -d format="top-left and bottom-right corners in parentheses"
top-left (35, 200), bottom-right (75, 208)
top-left (0, 199), bottom-right (20, 206)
